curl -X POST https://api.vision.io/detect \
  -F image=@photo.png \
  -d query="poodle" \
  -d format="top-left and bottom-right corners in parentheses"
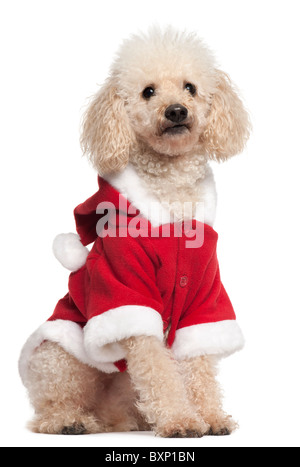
top-left (19, 27), bottom-right (250, 438)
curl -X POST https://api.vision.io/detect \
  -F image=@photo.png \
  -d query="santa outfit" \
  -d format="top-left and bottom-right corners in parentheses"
top-left (19, 164), bottom-right (244, 382)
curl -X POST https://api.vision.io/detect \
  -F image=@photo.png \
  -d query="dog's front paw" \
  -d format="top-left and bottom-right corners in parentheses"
top-left (205, 414), bottom-right (238, 436)
top-left (156, 417), bottom-right (210, 438)
top-left (61, 423), bottom-right (87, 435)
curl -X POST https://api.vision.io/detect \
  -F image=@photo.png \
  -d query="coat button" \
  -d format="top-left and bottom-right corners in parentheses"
top-left (180, 275), bottom-right (188, 287)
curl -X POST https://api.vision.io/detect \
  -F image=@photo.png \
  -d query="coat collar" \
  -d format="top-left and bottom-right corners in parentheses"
top-left (104, 163), bottom-right (217, 228)
top-left (74, 163), bottom-right (217, 246)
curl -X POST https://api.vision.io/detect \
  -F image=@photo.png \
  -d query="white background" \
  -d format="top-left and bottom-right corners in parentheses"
top-left (1, 0), bottom-right (300, 448)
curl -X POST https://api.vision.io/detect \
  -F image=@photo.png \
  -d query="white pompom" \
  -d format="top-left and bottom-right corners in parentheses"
top-left (53, 233), bottom-right (89, 272)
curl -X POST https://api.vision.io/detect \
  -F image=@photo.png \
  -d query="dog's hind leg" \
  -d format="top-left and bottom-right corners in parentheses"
top-left (25, 341), bottom-right (105, 434)
top-left (179, 356), bottom-right (238, 435)
top-left (123, 336), bottom-right (209, 438)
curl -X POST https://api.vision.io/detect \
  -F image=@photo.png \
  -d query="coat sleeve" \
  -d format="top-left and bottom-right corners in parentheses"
top-left (83, 235), bottom-right (164, 365)
top-left (171, 238), bottom-right (244, 361)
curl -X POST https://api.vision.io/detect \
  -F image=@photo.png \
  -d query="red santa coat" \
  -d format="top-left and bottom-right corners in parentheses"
top-left (19, 170), bottom-right (244, 381)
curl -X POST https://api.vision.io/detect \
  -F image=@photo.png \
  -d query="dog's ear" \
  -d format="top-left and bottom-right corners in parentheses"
top-left (81, 80), bottom-right (135, 175)
top-left (201, 70), bottom-right (251, 161)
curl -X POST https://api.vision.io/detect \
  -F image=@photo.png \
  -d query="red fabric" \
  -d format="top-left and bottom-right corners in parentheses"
top-left (49, 177), bottom-right (236, 371)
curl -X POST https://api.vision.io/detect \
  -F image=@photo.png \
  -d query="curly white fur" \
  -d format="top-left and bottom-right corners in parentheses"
top-left (21, 26), bottom-right (250, 438)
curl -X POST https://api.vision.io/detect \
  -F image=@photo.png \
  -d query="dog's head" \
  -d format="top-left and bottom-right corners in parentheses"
top-left (81, 27), bottom-right (250, 175)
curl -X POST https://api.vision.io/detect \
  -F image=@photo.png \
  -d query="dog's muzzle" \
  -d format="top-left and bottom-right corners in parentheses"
top-left (162, 104), bottom-right (190, 136)
top-left (165, 104), bottom-right (188, 123)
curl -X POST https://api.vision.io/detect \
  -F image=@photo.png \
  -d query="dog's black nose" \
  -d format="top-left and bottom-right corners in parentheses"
top-left (165, 104), bottom-right (188, 123)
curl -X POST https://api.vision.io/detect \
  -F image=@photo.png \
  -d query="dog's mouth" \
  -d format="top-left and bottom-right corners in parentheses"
top-left (161, 123), bottom-right (191, 136)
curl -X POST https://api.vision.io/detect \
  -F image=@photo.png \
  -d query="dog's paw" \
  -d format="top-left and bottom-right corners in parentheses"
top-left (61, 423), bottom-right (87, 435)
top-left (205, 414), bottom-right (238, 436)
top-left (166, 429), bottom-right (203, 438)
top-left (157, 417), bottom-right (209, 438)
top-left (28, 412), bottom-right (102, 435)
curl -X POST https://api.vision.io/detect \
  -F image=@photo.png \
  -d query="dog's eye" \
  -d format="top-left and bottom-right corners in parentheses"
top-left (142, 87), bottom-right (155, 99)
top-left (185, 83), bottom-right (197, 96)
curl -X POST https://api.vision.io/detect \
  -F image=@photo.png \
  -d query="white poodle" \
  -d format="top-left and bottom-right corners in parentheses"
top-left (19, 27), bottom-right (250, 438)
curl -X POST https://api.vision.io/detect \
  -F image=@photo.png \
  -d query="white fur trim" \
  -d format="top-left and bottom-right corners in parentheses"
top-left (104, 163), bottom-right (217, 227)
top-left (18, 320), bottom-right (119, 385)
top-left (105, 164), bottom-right (171, 227)
top-left (53, 233), bottom-right (89, 271)
top-left (84, 306), bottom-right (164, 363)
top-left (172, 320), bottom-right (245, 360)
